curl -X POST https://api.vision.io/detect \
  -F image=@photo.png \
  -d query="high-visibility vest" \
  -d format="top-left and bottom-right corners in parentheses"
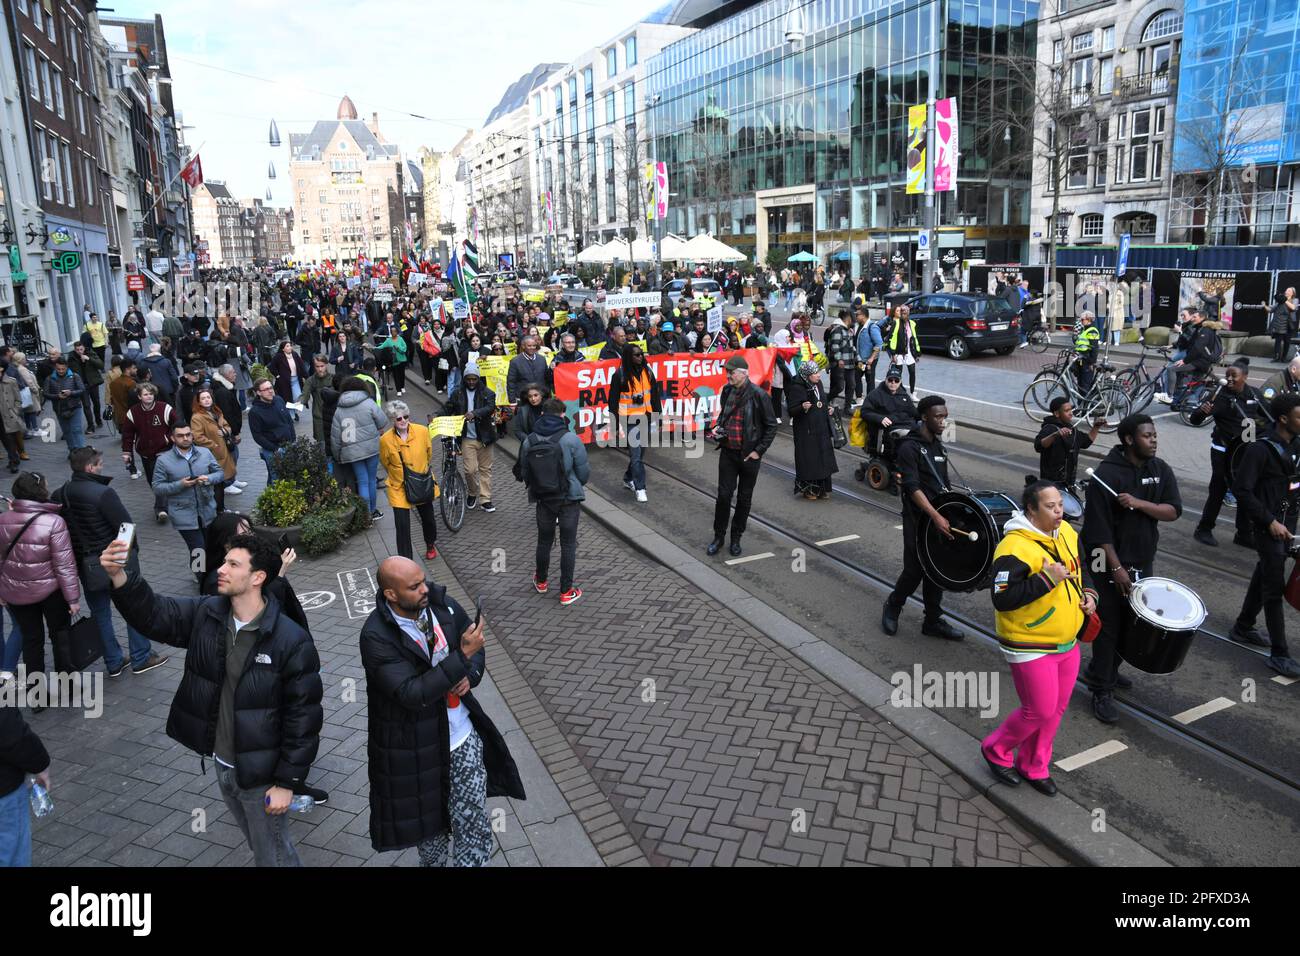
top-left (620, 369), bottom-right (653, 417)
top-left (1074, 325), bottom-right (1099, 354)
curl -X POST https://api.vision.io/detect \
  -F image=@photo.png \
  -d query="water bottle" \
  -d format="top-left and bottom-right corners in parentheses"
top-left (30, 782), bottom-right (53, 817)
top-left (287, 794), bottom-right (315, 813)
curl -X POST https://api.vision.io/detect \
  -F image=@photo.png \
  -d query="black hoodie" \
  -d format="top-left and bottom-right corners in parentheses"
top-left (895, 424), bottom-right (949, 514)
top-left (1081, 445), bottom-right (1182, 569)
top-left (1034, 415), bottom-right (1093, 483)
top-left (1232, 427), bottom-right (1300, 532)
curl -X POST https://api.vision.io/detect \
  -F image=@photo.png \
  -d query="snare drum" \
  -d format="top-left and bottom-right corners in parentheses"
top-left (918, 491), bottom-right (1019, 592)
top-left (1056, 483), bottom-right (1084, 522)
top-left (1117, 577), bottom-right (1206, 674)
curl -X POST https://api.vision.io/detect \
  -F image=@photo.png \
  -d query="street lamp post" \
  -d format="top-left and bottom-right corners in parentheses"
top-left (649, 93), bottom-right (662, 290)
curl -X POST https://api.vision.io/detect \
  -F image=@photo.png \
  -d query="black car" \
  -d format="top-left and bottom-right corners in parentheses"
top-left (901, 293), bottom-right (1020, 360)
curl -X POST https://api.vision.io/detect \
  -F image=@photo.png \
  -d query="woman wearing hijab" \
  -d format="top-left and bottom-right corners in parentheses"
top-left (786, 360), bottom-right (839, 500)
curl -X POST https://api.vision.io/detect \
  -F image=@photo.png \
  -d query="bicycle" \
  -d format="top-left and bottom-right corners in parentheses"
top-left (1021, 315), bottom-right (1053, 353)
top-left (1111, 339), bottom-right (1173, 415)
top-left (1022, 353), bottom-right (1131, 432)
top-left (437, 435), bottom-right (468, 532)
top-left (1164, 367), bottom-right (1223, 427)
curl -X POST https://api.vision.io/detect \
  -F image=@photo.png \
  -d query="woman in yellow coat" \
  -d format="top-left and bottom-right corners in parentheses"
top-left (982, 480), bottom-right (1096, 797)
top-left (189, 387), bottom-right (238, 512)
top-left (378, 399), bottom-right (439, 560)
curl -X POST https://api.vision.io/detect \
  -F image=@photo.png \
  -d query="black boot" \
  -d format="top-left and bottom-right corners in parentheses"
top-left (706, 536), bottom-right (724, 556)
top-left (729, 535), bottom-right (742, 557)
top-left (921, 618), bottom-right (965, 641)
top-left (881, 602), bottom-right (901, 635)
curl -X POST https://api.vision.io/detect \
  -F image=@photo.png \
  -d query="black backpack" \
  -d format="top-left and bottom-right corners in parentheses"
top-left (524, 432), bottom-right (567, 498)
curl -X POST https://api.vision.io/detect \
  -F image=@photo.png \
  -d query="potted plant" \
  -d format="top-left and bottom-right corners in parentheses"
top-left (251, 437), bottom-right (369, 555)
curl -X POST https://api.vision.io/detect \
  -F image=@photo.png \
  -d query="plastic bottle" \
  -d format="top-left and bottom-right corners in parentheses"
top-left (30, 782), bottom-right (53, 817)
top-left (288, 794), bottom-right (315, 813)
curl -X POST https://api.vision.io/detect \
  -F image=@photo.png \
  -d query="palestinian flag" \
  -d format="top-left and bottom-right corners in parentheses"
top-left (448, 250), bottom-right (476, 303)
top-left (462, 240), bottom-right (480, 285)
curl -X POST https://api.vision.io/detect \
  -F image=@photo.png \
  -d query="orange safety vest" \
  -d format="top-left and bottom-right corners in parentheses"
top-left (619, 368), bottom-right (653, 417)
top-left (321, 312), bottom-right (337, 335)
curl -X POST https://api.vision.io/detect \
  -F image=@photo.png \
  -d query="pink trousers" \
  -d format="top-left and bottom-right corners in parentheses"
top-left (981, 643), bottom-right (1079, 781)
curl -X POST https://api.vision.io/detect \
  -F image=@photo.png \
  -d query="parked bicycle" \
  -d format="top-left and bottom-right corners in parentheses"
top-left (1111, 338), bottom-right (1174, 415)
top-left (1022, 353), bottom-right (1131, 432)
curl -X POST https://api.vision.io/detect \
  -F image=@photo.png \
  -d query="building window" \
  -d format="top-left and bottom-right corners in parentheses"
top-left (67, 24), bottom-right (79, 84)
top-left (1130, 109), bottom-right (1150, 181)
top-left (52, 68), bottom-right (64, 118)
top-left (583, 66), bottom-right (593, 96)
top-left (45, 12), bottom-right (55, 43)
top-left (83, 156), bottom-right (95, 205)
top-left (31, 1), bottom-right (41, 31)
top-left (1114, 146), bottom-right (1126, 184)
top-left (1053, 40), bottom-right (1064, 64)
top-left (1070, 58), bottom-right (1093, 106)
top-left (17, 0), bottom-right (28, 15)
top-left (1101, 25), bottom-right (1115, 52)
top-left (1154, 105), bottom-right (1166, 135)
top-left (567, 76), bottom-right (577, 104)
top-left (1116, 112), bottom-right (1128, 139)
top-left (605, 47), bottom-right (617, 78)
top-left (39, 57), bottom-right (52, 109)
top-left (38, 132), bottom-right (52, 201)
top-left (1152, 141), bottom-right (1164, 179)
top-left (1072, 32), bottom-right (1093, 54)
top-left (1067, 127), bottom-right (1089, 188)
top-left (624, 82), bottom-right (635, 127)
top-left (1098, 57), bottom-right (1113, 96)
top-left (1094, 149), bottom-right (1108, 187)
top-left (625, 36), bottom-right (637, 67)
top-left (23, 44), bottom-right (37, 99)
top-left (605, 90), bottom-right (615, 125)
top-left (58, 138), bottom-right (72, 206)
top-left (533, 92), bottom-right (541, 116)
top-left (1142, 11), bottom-right (1183, 42)
top-left (1081, 214), bottom-right (1104, 239)
top-left (318, 190), bottom-right (326, 203)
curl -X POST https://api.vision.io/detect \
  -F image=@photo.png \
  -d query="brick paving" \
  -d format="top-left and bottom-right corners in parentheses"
top-left (426, 434), bottom-right (1065, 867)
top-left (20, 412), bottom-right (597, 867)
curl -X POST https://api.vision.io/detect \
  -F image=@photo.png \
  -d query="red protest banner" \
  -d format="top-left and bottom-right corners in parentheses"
top-left (551, 348), bottom-right (796, 444)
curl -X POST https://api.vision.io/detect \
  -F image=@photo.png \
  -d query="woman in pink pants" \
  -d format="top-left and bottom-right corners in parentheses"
top-left (982, 482), bottom-right (1095, 796)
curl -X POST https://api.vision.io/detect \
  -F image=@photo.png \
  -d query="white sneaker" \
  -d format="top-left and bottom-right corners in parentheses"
top-left (1154, 392), bottom-right (1172, 404)
top-left (636, 489), bottom-right (648, 503)
top-left (1018, 342), bottom-right (1027, 349)
top-left (236, 480), bottom-right (250, 488)
top-left (225, 485), bottom-right (243, 495)
top-left (776, 417), bottom-right (783, 425)
top-left (623, 479), bottom-right (635, 492)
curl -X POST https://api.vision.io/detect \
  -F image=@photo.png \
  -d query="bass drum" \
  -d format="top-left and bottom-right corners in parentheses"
top-left (1056, 483), bottom-right (1084, 522)
top-left (918, 491), bottom-right (1020, 592)
top-left (1118, 577), bottom-right (1206, 674)
top-left (1227, 442), bottom-right (1248, 484)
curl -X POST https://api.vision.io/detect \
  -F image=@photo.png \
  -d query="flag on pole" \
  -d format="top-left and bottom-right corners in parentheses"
top-left (180, 155), bottom-right (203, 188)
top-left (447, 248), bottom-right (476, 304)
top-left (462, 239), bottom-right (480, 280)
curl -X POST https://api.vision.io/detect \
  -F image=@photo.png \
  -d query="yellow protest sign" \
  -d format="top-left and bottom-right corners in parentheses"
top-left (580, 344), bottom-right (604, 362)
top-left (505, 341), bottom-right (518, 357)
top-left (428, 415), bottom-right (466, 438)
top-left (552, 311), bottom-right (568, 328)
top-left (475, 354), bottom-right (511, 405)
top-left (524, 288), bottom-right (546, 303)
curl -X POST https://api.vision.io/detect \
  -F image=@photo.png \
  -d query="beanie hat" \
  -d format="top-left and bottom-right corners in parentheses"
top-left (464, 362), bottom-right (481, 377)
top-left (724, 354), bottom-right (749, 373)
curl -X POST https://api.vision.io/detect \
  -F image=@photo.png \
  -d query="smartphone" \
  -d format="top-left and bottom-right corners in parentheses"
top-left (114, 523), bottom-right (135, 565)
top-left (277, 533), bottom-right (290, 553)
top-left (474, 596), bottom-right (484, 626)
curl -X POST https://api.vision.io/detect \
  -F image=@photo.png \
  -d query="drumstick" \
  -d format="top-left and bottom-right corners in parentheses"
top-left (946, 525), bottom-right (980, 542)
top-left (1085, 467), bottom-right (1123, 501)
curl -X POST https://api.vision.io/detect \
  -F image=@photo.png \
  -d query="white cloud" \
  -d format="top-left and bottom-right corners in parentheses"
top-left (108, 0), bottom-right (653, 204)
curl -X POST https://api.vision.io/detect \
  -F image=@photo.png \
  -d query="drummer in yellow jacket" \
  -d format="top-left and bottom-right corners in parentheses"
top-left (981, 481), bottom-right (1096, 797)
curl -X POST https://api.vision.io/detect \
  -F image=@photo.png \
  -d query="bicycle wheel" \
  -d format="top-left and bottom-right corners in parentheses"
top-left (1083, 383), bottom-right (1131, 433)
top-left (1028, 328), bottom-right (1052, 354)
top-left (1179, 385), bottom-right (1211, 427)
top-left (1023, 375), bottom-right (1068, 420)
top-left (440, 468), bottom-right (467, 532)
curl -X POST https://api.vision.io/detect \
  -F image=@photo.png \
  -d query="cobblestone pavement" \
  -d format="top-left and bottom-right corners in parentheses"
top-left (21, 411), bottom-right (599, 867)
top-left (413, 428), bottom-right (1064, 865)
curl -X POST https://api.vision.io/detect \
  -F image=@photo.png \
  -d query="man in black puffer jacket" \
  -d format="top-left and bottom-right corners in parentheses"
top-left (53, 447), bottom-right (166, 676)
top-left (100, 532), bottom-right (322, 867)
top-left (360, 556), bottom-right (524, 863)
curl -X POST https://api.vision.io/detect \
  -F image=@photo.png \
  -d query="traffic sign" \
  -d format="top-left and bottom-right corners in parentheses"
top-left (1117, 232), bottom-right (1131, 278)
top-left (914, 249), bottom-right (930, 261)
top-left (917, 231), bottom-right (931, 252)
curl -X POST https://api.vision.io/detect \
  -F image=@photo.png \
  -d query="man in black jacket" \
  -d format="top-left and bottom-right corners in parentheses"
top-left (100, 532), bottom-right (323, 866)
top-left (707, 354), bottom-right (777, 557)
top-left (1034, 396), bottom-right (1100, 485)
top-left (54, 447), bottom-right (167, 676)
top-left (444, 363), bottom-right (497, 513)
top-left (360, 556), bottom-right (523, 864)
top-left (0, 694), bottom-right (49, 866)
top-left (1080, 414), bottom-right (1182, 721)
top-left (1190, 359), bottom-right (1266, 548)
top-left (249, 379), bottom-right (296, 482)
top-left (860, 370), bottom-right (918, 461)
top-left (881, 396), bottom-right (964, 642)
top-left (1231, 393), bottom-right (1300, 678)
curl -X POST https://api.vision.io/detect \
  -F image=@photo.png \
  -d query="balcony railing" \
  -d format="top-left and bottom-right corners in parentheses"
top-left (1114, 66), bottom-right (1177, 103)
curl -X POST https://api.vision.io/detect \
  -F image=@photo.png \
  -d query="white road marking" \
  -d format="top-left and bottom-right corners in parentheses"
top-left (337, 567), bottom-right (378, 620)
top-left (726, 552), bottom-right (775, 565)
top-left (299, 590), bottom-right (337, 611)
top-left (1055, 740), bottom-right (1128, 772)
top-left (1272, 675), bottom-right (1299, 686)
top-left (942, 392), bottom-right (1022, 412)
top-left (1172, 697), bottom-right (1236, 724)
top-left (816, 534), bottom-right (860, 546)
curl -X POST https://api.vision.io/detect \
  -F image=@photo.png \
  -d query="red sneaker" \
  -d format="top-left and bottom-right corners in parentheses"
top-left (560, 587), bottom-right (582, 606)
top-left (533, 575), bottom-right (548, 594)
top-left (425, 547), bottom-right (438, 560)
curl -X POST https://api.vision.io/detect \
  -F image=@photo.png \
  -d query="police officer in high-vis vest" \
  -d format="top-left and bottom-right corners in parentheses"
top-left (1072, 310), bottom-right (1101, 395)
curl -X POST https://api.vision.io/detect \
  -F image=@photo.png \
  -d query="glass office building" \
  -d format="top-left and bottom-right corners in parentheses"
top-left (645, 0), bottom-right (1042, 279)
top-left (1170, 0), bottom-right (1300, 245)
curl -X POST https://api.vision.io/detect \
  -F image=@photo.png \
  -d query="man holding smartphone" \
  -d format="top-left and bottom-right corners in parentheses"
top-left (359, 556), bottom-right (524, 866)
top-left (153, 422), bottom-right (224, 587)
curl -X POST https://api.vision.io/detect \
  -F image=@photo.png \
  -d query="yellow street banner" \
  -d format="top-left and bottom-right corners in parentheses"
top-left (427, 415), bottom-right (466, 438)
top-left (475, 354), bottom-right (512, 405)
top-left (524, 288), bottom-right (546, 302)
top-left (907, 103), bottom-right (927, 195)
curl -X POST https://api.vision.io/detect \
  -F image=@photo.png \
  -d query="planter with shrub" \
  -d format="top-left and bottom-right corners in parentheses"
top-left (252, 437), bottom-right (371, 556)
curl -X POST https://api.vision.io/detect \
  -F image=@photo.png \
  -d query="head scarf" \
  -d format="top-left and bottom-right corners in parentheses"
top-left (799, 360), bottom-right (820, 379)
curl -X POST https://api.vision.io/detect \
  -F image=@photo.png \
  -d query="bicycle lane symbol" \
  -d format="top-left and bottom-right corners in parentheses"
top-left (337, 567), bottom-right (378, 619)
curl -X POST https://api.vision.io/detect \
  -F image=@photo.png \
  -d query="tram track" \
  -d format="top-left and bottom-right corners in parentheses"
top-left (626, 451), bottom-right (1300, 797)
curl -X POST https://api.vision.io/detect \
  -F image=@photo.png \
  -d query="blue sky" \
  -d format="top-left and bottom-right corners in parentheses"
top-left (105, 0), bottom-right (649, 205)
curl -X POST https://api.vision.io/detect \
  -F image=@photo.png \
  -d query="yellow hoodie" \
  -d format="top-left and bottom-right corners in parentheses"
top-left (990, 513), bottom-right (1090, 653)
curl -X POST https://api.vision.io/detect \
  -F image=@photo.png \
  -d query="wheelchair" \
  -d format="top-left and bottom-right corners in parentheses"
top-left (854, 422), bottom-right (913, 492)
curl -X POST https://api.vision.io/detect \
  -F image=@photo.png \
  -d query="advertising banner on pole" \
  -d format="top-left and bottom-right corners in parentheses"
top-left (654, 163), bottom-right (669, 219)
top-left (934, 97), bottom-right (957, 193)
top-left (906, 104), bottom-right (927, 195)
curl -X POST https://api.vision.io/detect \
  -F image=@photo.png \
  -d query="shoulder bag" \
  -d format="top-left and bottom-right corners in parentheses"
top-left (397, 439), bottom-right (436, 506)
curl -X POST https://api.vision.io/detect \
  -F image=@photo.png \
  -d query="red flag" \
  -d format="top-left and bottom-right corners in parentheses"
top-left (180, 155), bottom-right (203, 188)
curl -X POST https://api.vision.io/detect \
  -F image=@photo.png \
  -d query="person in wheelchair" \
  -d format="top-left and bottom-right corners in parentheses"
top-left (856, 368), bottom-right (918, 484)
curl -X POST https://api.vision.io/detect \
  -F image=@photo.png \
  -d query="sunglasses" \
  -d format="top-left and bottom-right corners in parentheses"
top-left (394, 414), bottom-right (410, 422)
